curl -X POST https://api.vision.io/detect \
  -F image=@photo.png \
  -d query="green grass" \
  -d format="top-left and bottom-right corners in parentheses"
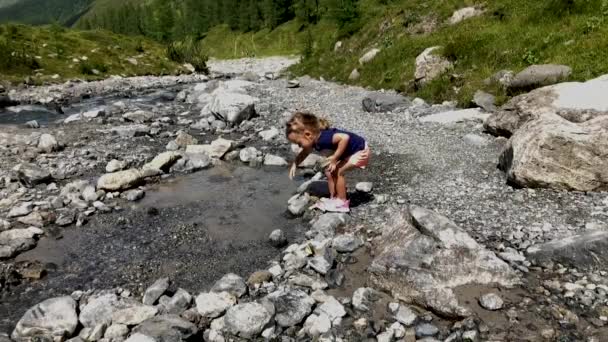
top-left (0, 23), bottom-right (189, 86)
top-left (203, 0), bottom-right (608, 106)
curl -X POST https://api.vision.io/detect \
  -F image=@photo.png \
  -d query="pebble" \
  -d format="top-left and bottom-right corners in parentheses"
top-left (269, 229), bottom-right (287, 248)
top-left (479, 293), bottom-right (504, 311)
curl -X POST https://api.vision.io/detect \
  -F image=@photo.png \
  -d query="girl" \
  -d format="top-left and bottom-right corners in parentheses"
top-left (286, 112), bottom-right (370, 213)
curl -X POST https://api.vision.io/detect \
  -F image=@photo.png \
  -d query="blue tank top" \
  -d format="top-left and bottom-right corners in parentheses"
top-left (314, 128), bottom-right (366, 159)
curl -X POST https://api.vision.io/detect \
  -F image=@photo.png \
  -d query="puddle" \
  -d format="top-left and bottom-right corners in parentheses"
top-left (2, 165), bottom-right (302, 331)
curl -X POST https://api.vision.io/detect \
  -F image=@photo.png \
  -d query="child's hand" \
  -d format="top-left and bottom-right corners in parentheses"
top-left (289, 163), bottom-right (297, 180)
top-left (326, 157), bottom-right (338, 173)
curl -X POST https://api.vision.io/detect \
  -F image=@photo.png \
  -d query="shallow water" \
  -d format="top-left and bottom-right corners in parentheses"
top-left (1, 165), bottom-right (301, 331)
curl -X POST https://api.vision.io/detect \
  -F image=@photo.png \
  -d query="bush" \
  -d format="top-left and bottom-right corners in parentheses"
top-left (0, 38), bottom-right (40, 73)
top-left (166, 37), bottom-right (208, 73)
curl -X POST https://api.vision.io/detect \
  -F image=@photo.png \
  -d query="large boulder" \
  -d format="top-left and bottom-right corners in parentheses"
top-left (498, 113), bottom-right (608, 191)
top-left (526, 230), bottom-right (608, 268)
top-left (414, 47), bottom-right (453, 84)
top-left (508, 64), bottom-right (572, 91)
top-left (369, 206), bottom-right (519, 318)
top-left (362, 93), bottom-right (410, 113)
top-left (208, 88), bottom-right (257, 125)
top-left (12, 296), bottom-right (78, 340)
top-left (484, 74), bottom-right (608, 137)
top-left (97, 169), bottom-right (145, 191)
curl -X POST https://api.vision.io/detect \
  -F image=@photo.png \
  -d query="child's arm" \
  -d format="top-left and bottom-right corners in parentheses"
top-left (289, 146), bottom-right (312, 179)
top-left (327, 133), bottom-right (350, 171)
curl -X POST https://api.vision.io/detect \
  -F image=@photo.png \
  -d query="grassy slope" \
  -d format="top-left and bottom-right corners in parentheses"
top-left (0, 24), bottom-right (185, 85)
top-left (0, 0), bottom-right (93, 25)
top-left (203, 0), bottom-right (608, 105)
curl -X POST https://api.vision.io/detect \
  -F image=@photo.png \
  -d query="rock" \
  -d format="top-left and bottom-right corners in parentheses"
top-left (112, 305), bottom-right (158, 325)
top-left (485, 74), bottom-right (608, 137)
top-left (269, 229), bottom-right (287, 248)
top-left (82, 108), bottom-right (105, 118)
top-left (288, 193), bottom-right (310, 216)
top-left (264, 154), bottom-right (288, 166)
top-left (498, 113), bottom-right (608, 191)
top-left (259, 127), bottom-right (280, 141)
top-left (448, 7), bottom-right (484, 24)
top-left (208, 88), bottom-right (257, 125)
top-left (82, 185), bottom-right (98, 202)
top-left (395, 305), bottom-right (418, 327)
top-left (266, 289), bottom-right (315, 327)
top-left (479, 293), bottom-right (504, 311)
top-left (247, 271), bottom-right (273, 285)
top-left (12, 296), bottom-right (78, 340)
top-left (314, 296), bottom-right (346, 323)
top-left (191, 119), bottom-right (210, 130)
top-left (25, 120), bottom-right (40, 128)
top-left (332, 234), bottom-right (363, 253)
top-left (123, 189), bottom-right (145, 201)
top-left (509, 64), bottom-right (572, 90)
top-left (415, 47), bottom-right (453, 84)
top-left (38, 134), bottom-right (59, 153)
top-left (334, 41), bottom-right (343, 51)
top-left (123, 110), bottom-right (155, 123)
top-left (79, 293), bottom-right (122, 328)
top-left (97, 169), bottom-right (145, 191)
top-left (143, 152), bottom-right (181, 173)
top-left (17, 163), bottom-right (52, 187)
top-left (174, 131), bottom-right (198, 147)
top-left (352, 288), bottom-right (378, 312)
top-left (196, 292), bottom-right (236, 318)
top-left (362, 93), bottom-right (410, 113)
top-left (419, 108), bottom-right (489, 124)
top-left (133, 314), bottom-right (198, 342)
top-left (211, 273), bottom-right (247, 297)
top-left (287, 80), bottom-right (300, 88)
top-left (104, 324), bottom-right (129, 340)
top-left (463, 134), bottom-right (488, 146)
top-left (224, 302), bottom-right (274, 338)
top-left (301, 313), bottom-right (331, 337)
top-left (186, 138), bottom-right (234, 159)
top-left (125, 333), bottom-right (156, 342)
top-left (311, 213), bottom-right (348, 239)
top-left (458, 330), bottom-right (477, 342)
top-left (0, 95), bottom-right (17, 107)
top-left (143, 278), bottom-right (170, 306)
top-left (288, 273), bottom-right (328, 290)
top-left (526, 229), bottom-right (608, 268)
top-left (8, 202), bottom-right (33, 218)
top-left (369, 206), bottom-right (519, 318)
top-left (349, 69), bottom-right (360, 81)
top-left (473, 90), bottom-right (496, 112)
top-left (79, 323), bottom-right (106, 341)
top-left (171, 153), bottom-right (211, 173)
top-left (355, 182), bottom-right (373, 193)
top-left (239, 147), bottom-right (261, 163)
top-left (359, 48), bottom-right (381, 65)
top-left (308, 256), bottom-right (332, 275)
top-left (64, 113), bottom-right (82, 124)
top-left (17, 211), bottom-right (51, 227)
top-left (110, 125), bottom-right (150, 138)
top-left (415, 323), bottom-right (439, 338)
top-left (106, 160), bottom-right (128, 173)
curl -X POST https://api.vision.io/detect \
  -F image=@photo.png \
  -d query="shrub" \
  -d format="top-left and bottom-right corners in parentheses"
top-left (166, 37), bottom-right (208, 73)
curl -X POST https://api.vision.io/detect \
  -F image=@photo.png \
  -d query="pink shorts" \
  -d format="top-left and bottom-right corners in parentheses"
top-left (348, 145), bottom-right (370, 169)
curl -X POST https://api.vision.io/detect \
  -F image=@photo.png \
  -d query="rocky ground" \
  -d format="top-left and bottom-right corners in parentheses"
top-left (0, 57), bottom-right (607, 342)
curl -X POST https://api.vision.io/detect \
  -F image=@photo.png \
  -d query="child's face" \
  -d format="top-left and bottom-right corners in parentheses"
top-left (288, 130), bottom-right (315, 149)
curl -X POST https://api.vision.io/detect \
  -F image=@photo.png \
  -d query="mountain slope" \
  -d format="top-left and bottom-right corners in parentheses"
top-left (0, 0), bottom-right (93, 25)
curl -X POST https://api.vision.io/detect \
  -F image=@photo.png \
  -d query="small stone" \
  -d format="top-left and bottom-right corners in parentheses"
top-left (264, 154), bottom-right (288, 166)
top-left (247, 271), bottom-right (273, 286)
top-left (143, 278), bottom-right (170, 305)
top-left (288, 193), bottom-right (310, 216)
top-left (308, 256), bottom-right (332, 275)
top-left (462, 330), bottom-right (478, 342)
top-left (211, 273), bottom-right (247, 297)
top-left (111, 305), bottom-right (158, 325)
top-left (259, 127), bottom-right (280, 141)
top-left (104, 324), bottom-right (129, 339)
top-left (415, 323), bottom-right (439, 338)
top-left (269, 229), bottom-right (287, 248)
top-left (8, 202), bottom-right (33, 218)
top-left (332, 234), bottom-right (363, 253)
top-left (395, 305), bottom-right (418, 327)
top-left (224, 302), bottom-right (274, 338)
top-left (106, 160), bottom-right (128, 173)
top-left (355, 182), bottom-right (373, 193)
top-left (38, 134), bottom-right (59, 153)
top-left (479, 293), bottom-right (504, 311)
top-left (123, 189), bottom-right (145, 202)
top-left (352, 288), bottom-right (377, 312)
top-left (25, 120), bottom-right (40, 128)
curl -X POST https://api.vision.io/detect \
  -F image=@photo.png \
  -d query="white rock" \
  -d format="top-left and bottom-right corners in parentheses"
top-left (111, 305), bottom-right (158, 325)
top-left (104, 324), bottom-right (129, 339)
top-left (449, 7), bottom-right (484, 25)
top-left (259, 127), bottom-right (279, 141)
top-left (12, 296), bottom-right (78, 340)
top-left (359, 48), bottom-right (381, 65)
top-left (196, 292), bottom-right (237, 318)
top-left (479, 293), bottom-right (504, 311)
top-left (125, 333), bottom-right (156, 342)
top-left (8, 202), bottom-right (33, 218)
top-left (143, 278), bottom-right (170, 305)
top-left (355, 182), bottom-right (373, 193)
top-left (415, 46), bottom-right (453, 84)
top-left (264, 154), bottom-right (288, 166)
top-left (38, 134), bottom-right (58, 153)
top-left (224, 302), bottom-right (274, 338)
top-left (419, 108), bottom-right (490, 124)
top-left (106, 159), bottom-right (128, 173)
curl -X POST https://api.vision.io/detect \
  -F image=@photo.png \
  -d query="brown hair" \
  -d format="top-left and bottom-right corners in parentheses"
top-left (285, 111), bottom-right (330, 136)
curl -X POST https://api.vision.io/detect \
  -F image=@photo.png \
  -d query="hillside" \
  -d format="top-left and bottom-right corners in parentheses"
top-left (0, 23), bottom-right (190, 85)
top-left (0, 0), bottom-right (93, 25)
top-left (201, 0), bottom-right (608, 106)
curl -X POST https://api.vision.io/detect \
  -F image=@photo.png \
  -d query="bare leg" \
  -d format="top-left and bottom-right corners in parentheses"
top-left (336, 162), bottom-right (355, 200)
top-left (324, 169), bottom-right (336, 198)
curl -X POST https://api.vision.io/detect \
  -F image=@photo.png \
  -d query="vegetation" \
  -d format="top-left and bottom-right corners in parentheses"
top-left (0, 23), bottom-right (187, 85)
top-left (0, 0), bottom-right (93, 25)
